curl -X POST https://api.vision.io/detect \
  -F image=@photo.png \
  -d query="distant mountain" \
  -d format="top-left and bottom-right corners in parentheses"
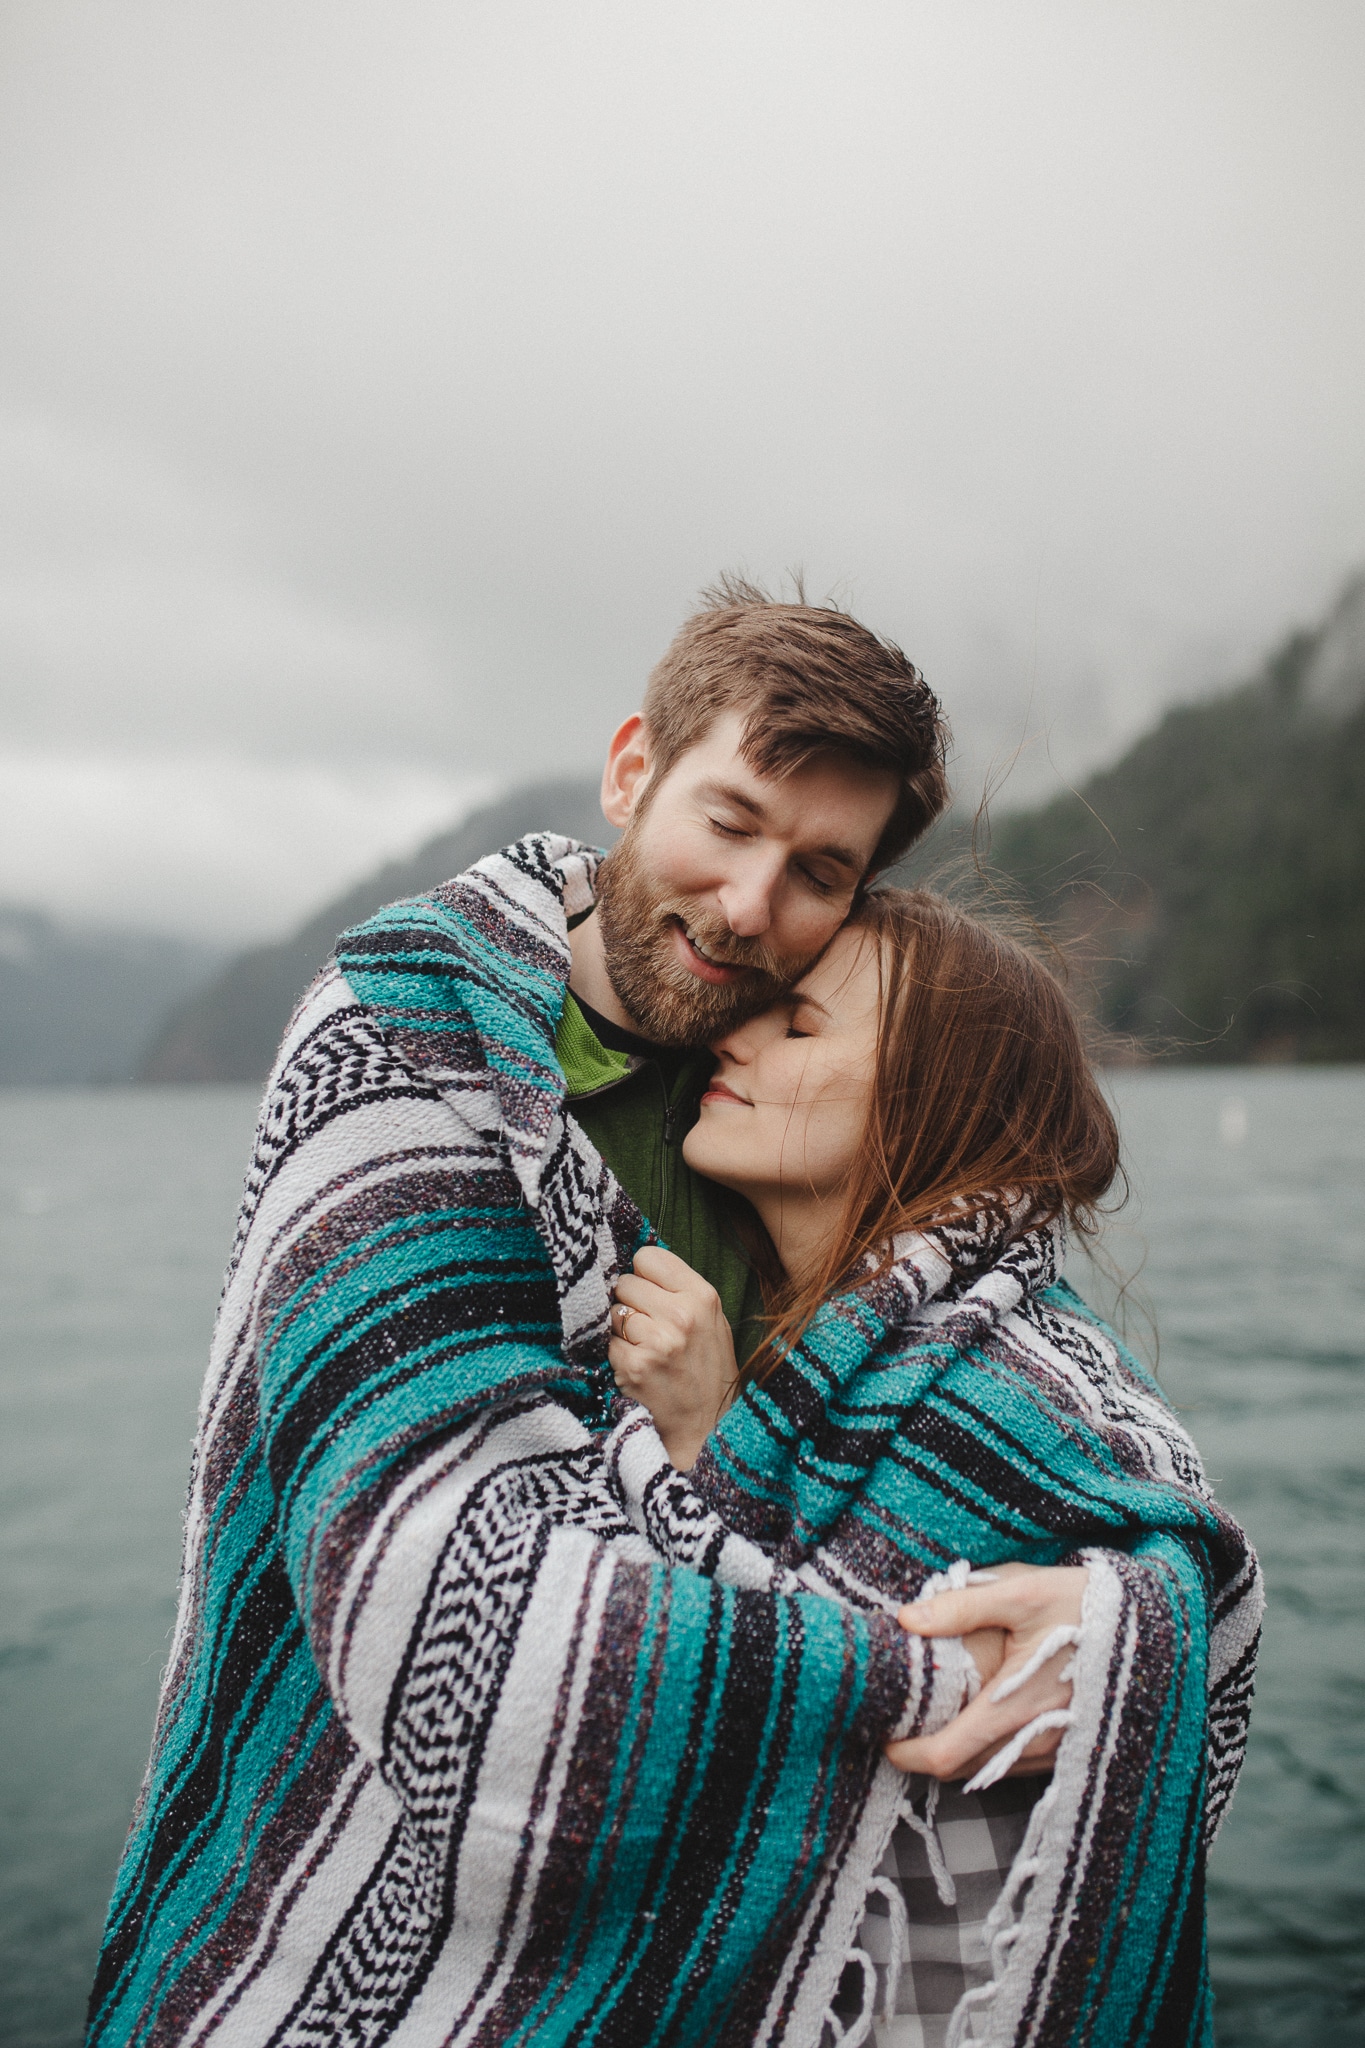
top-left (985, 572), bottom-right (1365, 1061)
top-left (0, 908), bottom-right (224, 1084)
top-left (139, 778), bottom-right (608, 1082)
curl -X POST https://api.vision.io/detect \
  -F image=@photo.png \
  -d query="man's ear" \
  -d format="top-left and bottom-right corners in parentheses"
top-left (600, 713), bottom-right (655, 829)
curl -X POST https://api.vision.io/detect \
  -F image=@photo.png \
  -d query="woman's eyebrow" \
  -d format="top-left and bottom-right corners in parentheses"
top-left (789, 990), bottom-right (831, 1017)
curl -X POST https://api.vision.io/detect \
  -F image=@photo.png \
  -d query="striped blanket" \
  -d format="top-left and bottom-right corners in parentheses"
top-left (88, 835), bottom-right (1261, 2048)
top-left (604, 1223), bottom-right (1263, 2045)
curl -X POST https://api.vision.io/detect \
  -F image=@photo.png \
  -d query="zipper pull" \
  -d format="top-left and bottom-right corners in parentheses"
top-left (662, 1102), bottom-right (681, 1146)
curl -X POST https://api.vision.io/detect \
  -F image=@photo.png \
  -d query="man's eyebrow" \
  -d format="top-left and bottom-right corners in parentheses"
top-left (698, 781), bottom-right (863, 871)
top-left (699, 778), bottom-right (767, 820)
top-left (810, 842), bottom-right (863, 873)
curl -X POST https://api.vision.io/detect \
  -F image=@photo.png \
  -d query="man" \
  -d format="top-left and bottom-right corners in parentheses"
top-left (560, 587), bottom-right (947, 1350)
top-left (89, 584), bottom-right (1092, 2048)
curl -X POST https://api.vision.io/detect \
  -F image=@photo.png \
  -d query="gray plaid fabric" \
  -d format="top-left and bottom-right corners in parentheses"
top-left (829, 1775), bottom-right (1046, 2047)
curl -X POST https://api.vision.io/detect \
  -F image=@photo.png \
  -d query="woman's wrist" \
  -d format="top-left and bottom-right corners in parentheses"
top-left (653, 1409), bottom-right (712, 1472)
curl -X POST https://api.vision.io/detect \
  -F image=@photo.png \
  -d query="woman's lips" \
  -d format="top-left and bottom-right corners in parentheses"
top-left (671, 920), bottom-right (742, 984)
top-left (701, 1082), bottom-right (750, 1106)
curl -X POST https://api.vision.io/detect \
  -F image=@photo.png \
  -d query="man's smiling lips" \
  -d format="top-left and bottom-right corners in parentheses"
top-left (670, 917), bottom-right (746, 985)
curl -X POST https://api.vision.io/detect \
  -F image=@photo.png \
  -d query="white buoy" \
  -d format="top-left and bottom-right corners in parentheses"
top-left (1218, 1098), bottom-right (1249, 1146)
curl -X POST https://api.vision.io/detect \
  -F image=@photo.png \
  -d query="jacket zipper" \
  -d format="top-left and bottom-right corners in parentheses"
top-left (656, 1068), bottom-right (677, 1222)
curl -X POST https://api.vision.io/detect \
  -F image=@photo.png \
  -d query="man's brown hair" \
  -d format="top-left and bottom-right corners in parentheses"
top-left (641, 575), bottom-right (950, 870)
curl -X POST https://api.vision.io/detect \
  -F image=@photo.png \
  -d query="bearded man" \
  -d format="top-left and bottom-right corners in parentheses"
top-left (88, 586), bottom-right (1137, 2048)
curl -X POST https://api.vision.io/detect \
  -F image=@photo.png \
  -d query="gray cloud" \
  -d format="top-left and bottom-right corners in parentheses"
top-left (1, 1), bottom-right (1363, 934)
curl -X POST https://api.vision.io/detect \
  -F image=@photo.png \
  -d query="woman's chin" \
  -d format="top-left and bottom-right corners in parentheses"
top-left (682, 1134), bottom-right (745, 1192)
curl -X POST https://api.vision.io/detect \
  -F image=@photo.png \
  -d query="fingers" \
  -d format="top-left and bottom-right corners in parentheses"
top-left (627, 1248), bottom-right (723, 1320)
top-left (613, 1264), bottom-right (724, 1359)
top-left (886, 1722), bottom-right (1064, 1781)
top-left (885, 1695), bottom-right (1067, 1781)
top-left (898, 1588), bottom-right (994, 1639)
top-left (609, 1304), bottom-right (680, 1363)
top-left (609, 1332), bottom-right (671, 1393)
top-left (884, 1641), bottom-right (1075, 1781)
top-left (959, 1625), bottom-right (1007, 1689)
top-left (898, 1565), bottom-right (1086, 1640)
top-left (608, 1334), bottom-right (647, 1382)
top-left (612, 1273), bottom-right (674, 1318)
top-left (614, 1269), bottom-right (719, 1324)
top-left (630, 1245), bottom-right (698, 1288)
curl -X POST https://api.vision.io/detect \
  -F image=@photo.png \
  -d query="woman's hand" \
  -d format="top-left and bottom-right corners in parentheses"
top-left (885, 1561), bottom-right (1088, 1785)
top-left (609, 1246), bottom-right (738, 1470)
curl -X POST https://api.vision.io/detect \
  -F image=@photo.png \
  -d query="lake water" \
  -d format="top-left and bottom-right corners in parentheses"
top-left (1, 1073), bottom-right (1362, 2046)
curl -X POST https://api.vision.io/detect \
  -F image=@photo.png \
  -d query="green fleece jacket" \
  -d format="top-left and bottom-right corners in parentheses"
top-left (555, 990), bottom-right (765, 1340)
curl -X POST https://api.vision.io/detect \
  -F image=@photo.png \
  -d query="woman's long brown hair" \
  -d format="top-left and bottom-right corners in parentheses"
top-left (743, 888), bottom-right (1123, 1376)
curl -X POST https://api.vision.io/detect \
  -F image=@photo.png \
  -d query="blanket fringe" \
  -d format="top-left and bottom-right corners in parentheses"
top-left (989, 1625), bottom-right (1081, 1702)
top-left (822, 1944), bottom-right (877, 2047)
top-left (962, 1709), bottom-right (1073, 1794)
top-left (899, 1775), bottom-right (957, 1907)
top-left (943, 1772), bottom-right (1058, 2047)
top-left (865, 1874), bottom-right (911, 2018)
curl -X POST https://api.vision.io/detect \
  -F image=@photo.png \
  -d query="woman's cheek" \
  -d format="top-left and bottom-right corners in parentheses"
top-left (808, 1077), bottom-right (870, 1193)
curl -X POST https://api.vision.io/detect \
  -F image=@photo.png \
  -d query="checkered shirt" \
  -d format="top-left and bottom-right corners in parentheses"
top-left (827, 1775), bottom-right (1045, 2048)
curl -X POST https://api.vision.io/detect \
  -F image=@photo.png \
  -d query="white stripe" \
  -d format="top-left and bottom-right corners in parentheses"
top-left (335, 1400), bottom-right (597, 1757)
top-left (184, 1759), bottom-right (398, 2048)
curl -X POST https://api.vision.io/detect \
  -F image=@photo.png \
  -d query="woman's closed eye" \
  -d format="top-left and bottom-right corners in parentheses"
top-left (784, 1000), bottom-right (824, 1039)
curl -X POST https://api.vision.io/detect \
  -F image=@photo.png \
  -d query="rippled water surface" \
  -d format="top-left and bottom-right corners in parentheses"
top-left (1, 1075), bottom-right (1362, 2046)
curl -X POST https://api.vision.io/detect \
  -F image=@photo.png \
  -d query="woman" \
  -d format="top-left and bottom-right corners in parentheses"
top-left (603, 889), bottom-right (1261, 2046)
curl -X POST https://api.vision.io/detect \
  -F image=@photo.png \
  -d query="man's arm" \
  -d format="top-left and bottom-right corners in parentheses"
top-left (247, 997), bottom-right (947, 1813)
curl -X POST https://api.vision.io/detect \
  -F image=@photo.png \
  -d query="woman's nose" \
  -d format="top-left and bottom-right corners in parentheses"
top-left (707, 1024), bottom-right (757, 1065)
top-left (708, 1003), bottom-right (789, 1061)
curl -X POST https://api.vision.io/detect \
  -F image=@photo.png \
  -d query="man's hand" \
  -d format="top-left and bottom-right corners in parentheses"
top-left (885, 1562), bottom-right (1088, 1788)
top-left (609, 1246), bottom-right (738, 1470)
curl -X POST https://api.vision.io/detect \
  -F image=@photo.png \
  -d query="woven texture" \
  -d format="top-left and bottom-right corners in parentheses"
top-left (604, 1186), bottom-right (1264, 2048)
top-left (88, 835), bottom-right (1262, 2048)
top-left (86, 837), bottom-right (959, 2048)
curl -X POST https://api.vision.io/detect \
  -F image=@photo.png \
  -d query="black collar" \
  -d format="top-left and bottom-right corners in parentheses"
top-left (568, 988), bottom-right (669, 1061)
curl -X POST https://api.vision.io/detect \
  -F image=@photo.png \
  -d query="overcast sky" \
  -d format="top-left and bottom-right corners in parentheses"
top-left (2, 1), bottom-right (1363, 941)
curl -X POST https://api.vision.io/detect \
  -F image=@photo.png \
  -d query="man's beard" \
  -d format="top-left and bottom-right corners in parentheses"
top-left (594, 826), bottom-right (814, 1046)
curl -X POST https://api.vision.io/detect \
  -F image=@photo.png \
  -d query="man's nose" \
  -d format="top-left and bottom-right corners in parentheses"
top-left (716, 862), bottom-right (781, 937)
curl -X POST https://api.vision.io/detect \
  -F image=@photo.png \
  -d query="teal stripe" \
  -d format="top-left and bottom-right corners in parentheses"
top-left (499, 1566), bottom-right (678, 2048)
top-left (1072, 1536), bottom-right (1208, 2042)
top-left (121, 1644), bottom-right (331, 2042)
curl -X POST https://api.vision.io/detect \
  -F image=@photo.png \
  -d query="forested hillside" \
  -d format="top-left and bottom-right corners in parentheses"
top-left (131, 573), bottom-right (1365, 1083)
top-left (985, 576), bottom-right (1365, 1060)
top-left (0, 909), bottom-right (222, 1083)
